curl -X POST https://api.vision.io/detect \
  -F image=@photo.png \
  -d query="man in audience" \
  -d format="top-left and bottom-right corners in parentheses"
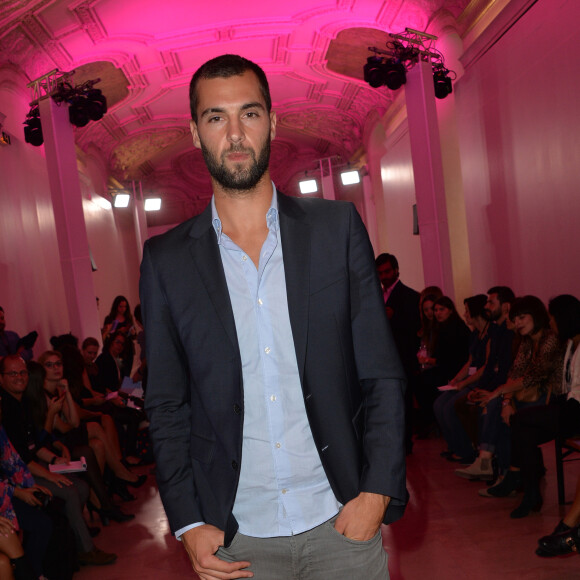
top-left (375, 253), bottom-right (421, 453)
top-left (0, 307), bottom-right (34, 361)
top-left (0, 355), bottom-right (117, 566)
top-left (453, 286), bottom-right (516, 480)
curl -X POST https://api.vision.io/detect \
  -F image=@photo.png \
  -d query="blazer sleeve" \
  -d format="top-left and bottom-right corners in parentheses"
top-left (140, 239), bottom-right (204, 533)
top-left (346, 205), bottom-right (408, 517)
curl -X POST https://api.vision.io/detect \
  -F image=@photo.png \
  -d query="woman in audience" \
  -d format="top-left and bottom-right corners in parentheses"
top-left (36, 351), bottom-right (146, 500)
top-left (435, 294), bottom-right (490, 461)
top-left (0, 416), bottom-right (52, 580)
top-left (415, 296), bottom-right (470, 435)
top-left (102, 296), bottom-right (136, 378)
top-left (455, 296), bottom-right (564, 508)
top-left (25, 360), bottom-right (135, 525)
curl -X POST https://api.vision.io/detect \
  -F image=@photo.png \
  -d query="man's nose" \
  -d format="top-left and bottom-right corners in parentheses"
top-left (227, 118), bottom-right (245, 143)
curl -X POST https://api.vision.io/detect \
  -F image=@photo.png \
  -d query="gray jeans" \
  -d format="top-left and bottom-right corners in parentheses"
top-left (217, 515), bottom-right (389, 580)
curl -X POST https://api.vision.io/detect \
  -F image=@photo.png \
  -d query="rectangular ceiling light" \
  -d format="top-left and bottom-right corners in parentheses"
top-left (144, 197), bottom-right (162, 211)
top-left (340, 170), bottom-right (360, 185)
top-left (113, 192), bottom-right (131, 208)
top-left (299, 179), bottom-right (318, 194)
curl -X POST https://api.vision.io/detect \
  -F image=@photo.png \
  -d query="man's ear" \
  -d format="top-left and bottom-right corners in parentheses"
top-left (269, 111), bottom-right (276, 141)
top-left (190, 120), bottom-right (201, 149)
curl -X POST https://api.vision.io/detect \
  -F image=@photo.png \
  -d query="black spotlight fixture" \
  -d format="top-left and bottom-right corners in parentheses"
top-left (23, 107), bottom-right (44, 146)
top-left (382, 59), bottom-right (407, 90)
top-left (85, 88), bottom-right (107, 121)
top-left (68, 95), bottom-right (91, 127)
top-left (363, 56), bottom-right (386, 88)
top-left (433, 68), bottom-right (453, 99)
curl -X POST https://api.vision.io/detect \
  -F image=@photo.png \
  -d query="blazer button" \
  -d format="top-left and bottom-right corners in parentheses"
top-left (233, 404), bottom-right (241, 414)
top-left (231, 460), bottom-right (239, 471)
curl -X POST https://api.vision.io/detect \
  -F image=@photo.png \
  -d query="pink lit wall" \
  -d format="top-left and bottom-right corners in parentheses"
top-left (0, 72), bottom-right (141, 354)
top-left (378, 124), bottom-right (425, 292)
top-left (455, 0), bottom-right (580, 301)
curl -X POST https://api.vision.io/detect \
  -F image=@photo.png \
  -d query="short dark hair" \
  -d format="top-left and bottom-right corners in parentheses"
top-left (189, 54), bottom-right (272, 123)
top-left (487, 286), bottom-right (515, 305)
top-left (82, 337), bottom-right (99, 350)
top-left (464, 294), bottom-right (488, 320)
top-left (549, 294), bottom-right (580, 341)
top-left (510, 295), bottom-right (550, 334)
top-left (375, 253), bottom-right (398, 270)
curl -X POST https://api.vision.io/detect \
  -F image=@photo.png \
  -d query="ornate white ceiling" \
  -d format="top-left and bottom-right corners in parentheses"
top-left (0, 0), bottom-right (472, 225)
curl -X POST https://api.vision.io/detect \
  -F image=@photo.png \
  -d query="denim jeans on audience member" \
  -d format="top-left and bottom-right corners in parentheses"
top-left (434, 385), bottom-right (477, 460)
top-left (479, 395), bottom-right (547, 473)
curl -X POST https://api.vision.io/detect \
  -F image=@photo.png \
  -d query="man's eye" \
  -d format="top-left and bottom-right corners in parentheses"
top-left (208, 116), bottom-right (221, 123)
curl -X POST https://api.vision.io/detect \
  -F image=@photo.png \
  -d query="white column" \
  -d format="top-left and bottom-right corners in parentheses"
top-left (405, 59), bottom-right (454, 297)
top-left (39, 96), bottom-right (102, 341)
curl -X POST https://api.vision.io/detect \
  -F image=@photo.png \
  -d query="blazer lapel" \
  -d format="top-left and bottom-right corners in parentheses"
top-left (188, 205), bottom-right (239, 349)
top-left (278, 193), bottom-right (310, 383)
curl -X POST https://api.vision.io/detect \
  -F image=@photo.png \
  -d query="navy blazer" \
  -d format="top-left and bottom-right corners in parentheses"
top-left (140, 192), bottom-right (408, 545)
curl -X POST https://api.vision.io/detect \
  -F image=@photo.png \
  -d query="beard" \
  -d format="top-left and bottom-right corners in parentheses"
top-left (200, 137), bottom-right (271, 192)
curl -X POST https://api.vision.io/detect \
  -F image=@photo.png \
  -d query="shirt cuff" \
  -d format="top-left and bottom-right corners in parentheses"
top-left (175, 521), bottom-right (205, 541)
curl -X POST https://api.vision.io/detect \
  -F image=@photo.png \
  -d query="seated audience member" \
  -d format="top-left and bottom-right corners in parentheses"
top-left (0, 424), bottom-right (52, 580)
top-left (132, 305), bottom-right (148, 392)
top-left (0, 355), bottom-right (117, 566)
top-left (102, 296), bottom-right (136, 378)
top-left (452, 286), bottom-right (516, 461)
top-left (455, 296), bottom-right (564, 491)
top-left (417, 290), bottom-right (443, 371)
top-left (482, 295), bottom-right (580, 523)
top-left (82, 337), bottom-right (102, 395)
top-left (38, 351), bottom-right (146, 500)
top-left (0, 308), bottom-right (35, 362)
top-left (415, 296), bottom-right (470, 434)
top-left (25, 359), bottom-right (135, 525)
top-left (94, 332), bottom-right (126, 394)
top-left (435, 294), bottom-right (490, 461)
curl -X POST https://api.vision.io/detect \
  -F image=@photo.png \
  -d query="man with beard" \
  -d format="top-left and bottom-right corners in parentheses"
top-left (452, 286), bottom-right (517, 478)
top-left (140, 54), bottom-right (407, 580)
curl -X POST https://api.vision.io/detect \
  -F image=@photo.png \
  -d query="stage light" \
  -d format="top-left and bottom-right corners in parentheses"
top-left (383, 60), bottom-right (407, 90)
top-left (299, 179), bottom-right (318, 194)
top-left (433, 69), bottom-right (453, 99)
top-left (363, 57), bottom-right (406, 91)
top-left (23, 107), bottom-right (43, 146)
top-left (144, 197), bottom-right (162, 211)
top-left (68, 96), bottom-right (90, 127)
top-left (363, 56), bottom-right (386, 89)
top-left (340, 170), bottom-right (360, 185)
top-left (85, 89), bottom-right (107, 121)
top-left (113, 192), bottom-right (131, 208)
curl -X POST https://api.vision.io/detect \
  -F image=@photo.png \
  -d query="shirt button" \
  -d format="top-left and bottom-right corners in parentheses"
top-left (270, 395), bottom-right (276, 402)
top-left (232, 460), bottom-right (238, 471)
top-left (233, 404), bottom-right (241, 414)
top-left (242, 255), bottom-right (247, 261)
top-left (264, 347), bottom-right (271, 354)
top-left (282, 488), bottom-right (287, 494)
top-left (258, 298), bottom-right (263, 305)
top-left (275, 442), bottom-right (281, 449)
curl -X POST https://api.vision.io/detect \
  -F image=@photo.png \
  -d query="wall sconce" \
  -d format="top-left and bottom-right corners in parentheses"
top-left (112, 191), bottom-right (131, 208)
top-left (144, 197), bottom-right (162, 211)
top-left (340, 170), bottom-right (360, 185)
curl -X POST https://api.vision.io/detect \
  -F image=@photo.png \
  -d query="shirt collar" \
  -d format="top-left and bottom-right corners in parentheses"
top-left (211, 183), bottom-right (279, 245)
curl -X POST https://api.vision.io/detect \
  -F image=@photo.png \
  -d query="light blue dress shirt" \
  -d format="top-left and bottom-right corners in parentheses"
top-left (175, 186), bottom-right (340, 540)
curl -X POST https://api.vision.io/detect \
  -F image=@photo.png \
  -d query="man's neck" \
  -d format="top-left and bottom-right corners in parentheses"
top-left (213, 175), bottom-right (273, 237)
